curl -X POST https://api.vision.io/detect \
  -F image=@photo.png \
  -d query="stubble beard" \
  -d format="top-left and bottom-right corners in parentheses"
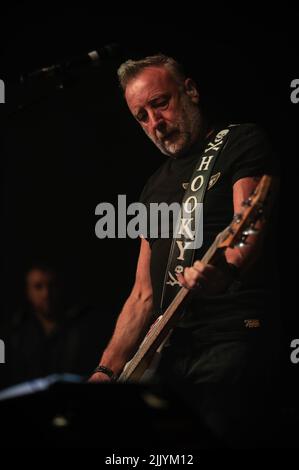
top-left (148, 97), bottom-right (202, 158)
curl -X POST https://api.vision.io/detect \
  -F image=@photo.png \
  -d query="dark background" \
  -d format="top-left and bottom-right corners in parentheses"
top-left (1, 11), bottom-right (298, 392)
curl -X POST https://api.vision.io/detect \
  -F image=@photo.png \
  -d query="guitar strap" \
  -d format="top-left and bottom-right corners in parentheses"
top-left (160, 125), bottom-right (237, 312)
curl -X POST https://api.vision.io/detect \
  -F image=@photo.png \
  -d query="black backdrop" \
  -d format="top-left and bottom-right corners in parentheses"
top-left (1, 11), bottom-right (298, 392)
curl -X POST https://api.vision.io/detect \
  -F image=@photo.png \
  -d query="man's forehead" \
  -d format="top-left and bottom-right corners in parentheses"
top-left (27, 269), bottom-right (52, 283)
top-left (125, 66), bottom-right (177, 110)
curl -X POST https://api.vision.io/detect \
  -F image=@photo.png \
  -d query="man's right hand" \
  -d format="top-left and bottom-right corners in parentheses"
top-left (88, 372), bottom-right (112, 383)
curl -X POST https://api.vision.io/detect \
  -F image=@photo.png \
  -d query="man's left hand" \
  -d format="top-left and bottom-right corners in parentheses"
top-left (176, 260), bottom-right (235, 295)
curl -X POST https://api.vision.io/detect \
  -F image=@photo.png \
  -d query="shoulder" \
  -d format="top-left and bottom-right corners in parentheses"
top-left (227, 123), bottom-right (271, 146)
top-left (219, 123), bottom-right (278, 183)
top-left (225, 122), bottom-right (275, 162)
top-left (209, 122), bottom-right (272, 162)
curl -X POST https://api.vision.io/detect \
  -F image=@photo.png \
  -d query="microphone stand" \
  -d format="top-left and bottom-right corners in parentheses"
top-left (4, 42), bottom-right (122, 119)
top-left (4, 68), bottom-right (76, 120)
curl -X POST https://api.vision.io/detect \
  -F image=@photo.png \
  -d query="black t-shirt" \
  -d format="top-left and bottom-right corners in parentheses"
top-left (139, 123), bottom-right (279, 339)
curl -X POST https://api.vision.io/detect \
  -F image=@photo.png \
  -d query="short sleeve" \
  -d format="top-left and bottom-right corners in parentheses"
top-left (225, 124), bottom-right (278, 186)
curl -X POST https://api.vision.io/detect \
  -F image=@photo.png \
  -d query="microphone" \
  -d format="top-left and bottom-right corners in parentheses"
top-left (20, 43), bottom-right (120, 83)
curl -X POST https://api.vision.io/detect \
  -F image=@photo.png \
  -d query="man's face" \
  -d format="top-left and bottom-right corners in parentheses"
top-left (125, 66), bottom-right (202, 157)
top-left (26, 269), bottom-right (57, 317)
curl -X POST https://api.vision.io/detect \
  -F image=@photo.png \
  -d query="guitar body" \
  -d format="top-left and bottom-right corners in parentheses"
top-left (119, 316), bottom-right (173, 382)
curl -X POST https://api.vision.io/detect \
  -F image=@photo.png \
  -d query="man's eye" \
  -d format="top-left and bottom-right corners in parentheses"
top-left (154, 99), bottom-right (168, 108)
top-left (137, 112), bottom-right (148, 122)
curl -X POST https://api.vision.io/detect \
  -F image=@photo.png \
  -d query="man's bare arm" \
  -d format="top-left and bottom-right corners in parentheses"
top-left (89, 238), bottom-right (154, 382)
top-left (224, 176), bottom-right (266, 269)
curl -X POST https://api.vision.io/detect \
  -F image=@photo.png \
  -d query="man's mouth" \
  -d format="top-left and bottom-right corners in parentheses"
top-left (162, 130), bottom-right (179, 143)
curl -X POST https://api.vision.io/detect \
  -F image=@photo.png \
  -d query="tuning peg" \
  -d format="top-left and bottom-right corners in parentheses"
top-left (235, 234), bottom-right (249, 248)
top-left (241, 198), bottom-right (252, 207)
top-left (242, 229), bottom-right (258, 236)
top-left (242, 225), bottom-right (259, 236)
top-left (233, 213), bottom-right (242, 224)
top-left (235, 241), bottom-right (248, 248)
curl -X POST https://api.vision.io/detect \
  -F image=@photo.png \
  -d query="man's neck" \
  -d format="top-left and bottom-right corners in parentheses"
top-left (181, 120), bottom-right (214, 158)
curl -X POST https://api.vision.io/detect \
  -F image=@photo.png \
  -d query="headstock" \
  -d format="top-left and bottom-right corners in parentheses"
top-left (218, 175), bottom-right (274, 250)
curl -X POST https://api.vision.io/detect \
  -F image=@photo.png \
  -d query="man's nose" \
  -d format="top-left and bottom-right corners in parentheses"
top-left (149, 110), bottom-right (166, 134)
top-left (42, 292), bottom-right (49, 302)
top-left (41, 286), bottom-right (50, 299)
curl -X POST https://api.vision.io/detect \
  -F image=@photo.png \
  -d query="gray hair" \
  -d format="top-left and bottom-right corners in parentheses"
top-left (117, 54), bottom-right (186, 92)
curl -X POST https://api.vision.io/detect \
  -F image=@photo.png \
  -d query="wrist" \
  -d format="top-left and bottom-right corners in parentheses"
top-left (93, 364), bottom-right (118, 381)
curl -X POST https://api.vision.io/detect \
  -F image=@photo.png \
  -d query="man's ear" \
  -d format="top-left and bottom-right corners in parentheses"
top-left (184, 78), bottom-right (199, 103)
